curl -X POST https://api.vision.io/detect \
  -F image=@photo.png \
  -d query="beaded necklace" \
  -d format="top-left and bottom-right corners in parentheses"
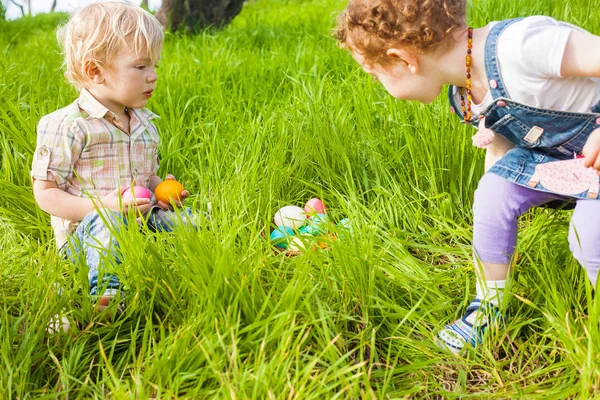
top-left (459, 27), bottom-right (473, 122)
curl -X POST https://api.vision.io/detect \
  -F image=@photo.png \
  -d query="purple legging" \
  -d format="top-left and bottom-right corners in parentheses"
top-left (473, 173), bottom-right (600, 285)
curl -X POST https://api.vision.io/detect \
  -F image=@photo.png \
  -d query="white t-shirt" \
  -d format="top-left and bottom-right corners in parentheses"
top-left (456, 16), bottom-right (600, 114)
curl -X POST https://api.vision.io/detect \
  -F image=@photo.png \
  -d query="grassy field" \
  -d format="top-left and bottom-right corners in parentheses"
top-left (1, 0), bottom-right (600, 398)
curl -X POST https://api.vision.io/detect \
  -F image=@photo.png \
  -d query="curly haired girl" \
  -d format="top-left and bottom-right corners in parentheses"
top-left (335, 0), bottom-right (600, 354)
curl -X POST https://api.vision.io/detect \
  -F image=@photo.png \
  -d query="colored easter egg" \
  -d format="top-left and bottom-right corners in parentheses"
top-left (270, 226), bottom-right (295, 249)
top-left (304, 198), bottom-right (326, 216)
top-left (299, 224), bottom-right (319, 236)
top-left (155, 180), bottom-right (184, 204)
top-left (122, 186), bottom-right (152, 202)
top-left (307, 213), bottom-right (329, 234)
top-left (274, 205), bottom-right (306, 229)
top-left (287, 236), bottom-right (307, 254)
top-left (337, 217), bottom-right (353, 237)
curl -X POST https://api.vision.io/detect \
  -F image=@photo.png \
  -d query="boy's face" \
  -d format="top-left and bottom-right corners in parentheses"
top-left (352, 49), bottom-right (442, 104)
top-left (93, 46), bottom-right (161, 112)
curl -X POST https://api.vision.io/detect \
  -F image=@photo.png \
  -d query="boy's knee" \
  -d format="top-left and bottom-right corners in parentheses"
top-left (82, 208), bottom-right (127, 230)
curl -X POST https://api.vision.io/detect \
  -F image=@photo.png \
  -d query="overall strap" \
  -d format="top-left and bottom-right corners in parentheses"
top-left (448, 18), bottom-right (523, 123)
top-left (484, 18), bottom-right (524, 100)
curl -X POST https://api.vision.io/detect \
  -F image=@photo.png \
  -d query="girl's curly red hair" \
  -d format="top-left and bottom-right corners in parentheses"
top-left (334, 0), bottom-right (466, 67)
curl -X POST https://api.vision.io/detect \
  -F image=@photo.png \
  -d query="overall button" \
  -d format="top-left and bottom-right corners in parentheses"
top-left (496, 100), bottom-right (507, 107)
top-left (489, 79), bottom-right (498, 89)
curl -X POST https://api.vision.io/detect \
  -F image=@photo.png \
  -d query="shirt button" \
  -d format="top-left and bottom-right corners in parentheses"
top-left (496, 100), bottom-right (507, 107)
top-left (489, 79), bottom-right (498, 89)
top-left (39, 146), bottom-right (49, 156)
top-left (134, 169), bottom-right (139, 175)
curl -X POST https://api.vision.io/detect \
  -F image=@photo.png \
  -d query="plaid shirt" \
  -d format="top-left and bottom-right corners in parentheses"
top-left (31, 88), bottom-right (160, 249)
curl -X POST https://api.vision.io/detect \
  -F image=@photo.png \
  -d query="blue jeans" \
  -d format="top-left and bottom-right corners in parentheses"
top-left (60, 207), bottom-right (199, 296)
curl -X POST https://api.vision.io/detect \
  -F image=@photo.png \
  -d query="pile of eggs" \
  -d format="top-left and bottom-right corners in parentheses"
top-left (269, 198), bottom-right (351, 254)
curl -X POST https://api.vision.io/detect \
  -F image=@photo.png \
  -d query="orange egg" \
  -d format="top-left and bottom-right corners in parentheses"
top-left (155, 180), bottom-right (184, 204)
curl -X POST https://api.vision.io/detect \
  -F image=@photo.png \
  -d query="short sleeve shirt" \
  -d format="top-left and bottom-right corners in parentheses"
top-left (31, 88), bottom-right (160, 249)
top-left (454, 16), bottom-right (600, 115)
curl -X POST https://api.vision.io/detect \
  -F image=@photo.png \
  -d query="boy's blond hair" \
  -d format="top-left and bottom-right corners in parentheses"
top-left (57, 1), bottom-right (164, 90)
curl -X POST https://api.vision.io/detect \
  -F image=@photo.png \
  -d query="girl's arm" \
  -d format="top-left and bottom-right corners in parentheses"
top-left (561, 30), bottom-right (600, 171)
top-left (560, 30), bottom-right (600, 78)
top-left (484, 134), bottom-right (514, 172)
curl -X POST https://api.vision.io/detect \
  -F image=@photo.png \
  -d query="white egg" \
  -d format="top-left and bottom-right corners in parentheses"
top-left (46, 314), bottom-right (70, 334)
top-left (287, 236), bottom-right (308, 253)
top-left (274, 205), bottom-right (306, 229)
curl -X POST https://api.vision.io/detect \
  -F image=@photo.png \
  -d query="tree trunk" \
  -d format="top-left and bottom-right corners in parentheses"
top-left (50, 0), bottom-right (57, 13)
top-left (25, 0), bottom-right (30, 16)
top-left (157, 0), bottom-right (244, 32)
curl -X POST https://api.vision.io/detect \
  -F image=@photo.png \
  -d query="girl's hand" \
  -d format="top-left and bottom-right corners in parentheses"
top-left (582, 128), bottom-right (600, 174)
top-left (157, 174), bottom-right (190, 211)
top-left (102, 187), bottom-right (151, 214)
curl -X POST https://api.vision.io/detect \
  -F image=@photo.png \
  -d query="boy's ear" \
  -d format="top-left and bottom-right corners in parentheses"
top-left (84, 60), bottom-right (104, 84)
top-left (386, 48), bottom-right (419, 74)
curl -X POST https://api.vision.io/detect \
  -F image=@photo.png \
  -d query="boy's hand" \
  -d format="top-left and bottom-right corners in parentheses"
top-left (102, 187), bottom-right (151, 214)
top-left (157, 174), bottom-right (190, 211)
top-left (582, 128), bottom-right (600, 174)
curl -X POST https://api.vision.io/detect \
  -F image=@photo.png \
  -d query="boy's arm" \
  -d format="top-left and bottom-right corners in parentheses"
top-left (33, 179), bottom-right (95, 221)
top-left (33, 179), bottom-right (151, 221)
top-left (484, 134), bottom-right (514, 173)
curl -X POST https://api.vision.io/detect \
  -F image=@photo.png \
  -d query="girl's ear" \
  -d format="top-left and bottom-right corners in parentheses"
top-left (386, 48), bottom-right (419, 74)
top-left (84, 60), bottom-right (105, 84)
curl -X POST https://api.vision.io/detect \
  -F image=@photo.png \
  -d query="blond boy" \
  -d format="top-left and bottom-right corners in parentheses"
top-left (32, 2), bottom-right (195, 309)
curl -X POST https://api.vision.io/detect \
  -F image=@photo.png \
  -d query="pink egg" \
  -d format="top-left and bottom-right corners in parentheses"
top-left (122, 186), bottom-right (152, 202)
top-left (304, 198), bottom-right (326, 216)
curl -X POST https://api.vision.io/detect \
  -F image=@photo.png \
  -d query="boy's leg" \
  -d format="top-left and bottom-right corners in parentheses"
top-left (437, 173), bottom-right (562, 353)
top-left (147, 207), bottom-right (200, 232)
top-left (62, 209), bottom-right (127, 299)
top-left (569, 200), bottom-right (600, 286)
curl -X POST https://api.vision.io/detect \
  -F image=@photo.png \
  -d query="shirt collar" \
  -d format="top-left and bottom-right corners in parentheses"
top-left (78, 88), bottom-right (110, 119)
top-left (77, 88), bottom-right (160, 125)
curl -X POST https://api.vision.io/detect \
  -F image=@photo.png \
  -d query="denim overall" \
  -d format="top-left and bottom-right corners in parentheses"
top-left (448, 18), bottom-right (600, 200)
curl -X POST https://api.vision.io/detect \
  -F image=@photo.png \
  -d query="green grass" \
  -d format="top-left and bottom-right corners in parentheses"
top-left (1, 0), bottom-right (600, 397)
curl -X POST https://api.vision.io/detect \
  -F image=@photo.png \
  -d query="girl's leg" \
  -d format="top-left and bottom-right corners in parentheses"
top-left (438, 173), bottom-right (562, 353)
top-left (63, 209), bottom-right (128, 298)
top-left (473, 173), bottom-right (560, 283)
top-left (569, 200), bottom-right (600, 286)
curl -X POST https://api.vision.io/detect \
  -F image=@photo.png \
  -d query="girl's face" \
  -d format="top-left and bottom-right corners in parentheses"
top-left (352, 50), bottom-right (442, 104)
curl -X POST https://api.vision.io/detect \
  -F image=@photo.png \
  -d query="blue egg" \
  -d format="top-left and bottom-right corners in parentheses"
top-left (337, 217), bottom-right (353, 237)
top-left (270, 226), bottom-right (294, 249)
top-left (299, 224), bottom-right (319, 236)
top-left (306, 213), bottom-right (328, 234)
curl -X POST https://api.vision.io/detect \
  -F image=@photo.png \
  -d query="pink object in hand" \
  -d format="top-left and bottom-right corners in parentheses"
top-left (122, 186), bottom-right (153, 202)
top-left (304, 198), bottom-right (326, 216)
top-left (472, 117), bottom-right (495, 148)
top-left (529, 158), bottom-right (599, 198)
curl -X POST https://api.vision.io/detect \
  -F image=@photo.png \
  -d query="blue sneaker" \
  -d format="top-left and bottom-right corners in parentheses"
top-left (436, 298), bottom-right (504, 354)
